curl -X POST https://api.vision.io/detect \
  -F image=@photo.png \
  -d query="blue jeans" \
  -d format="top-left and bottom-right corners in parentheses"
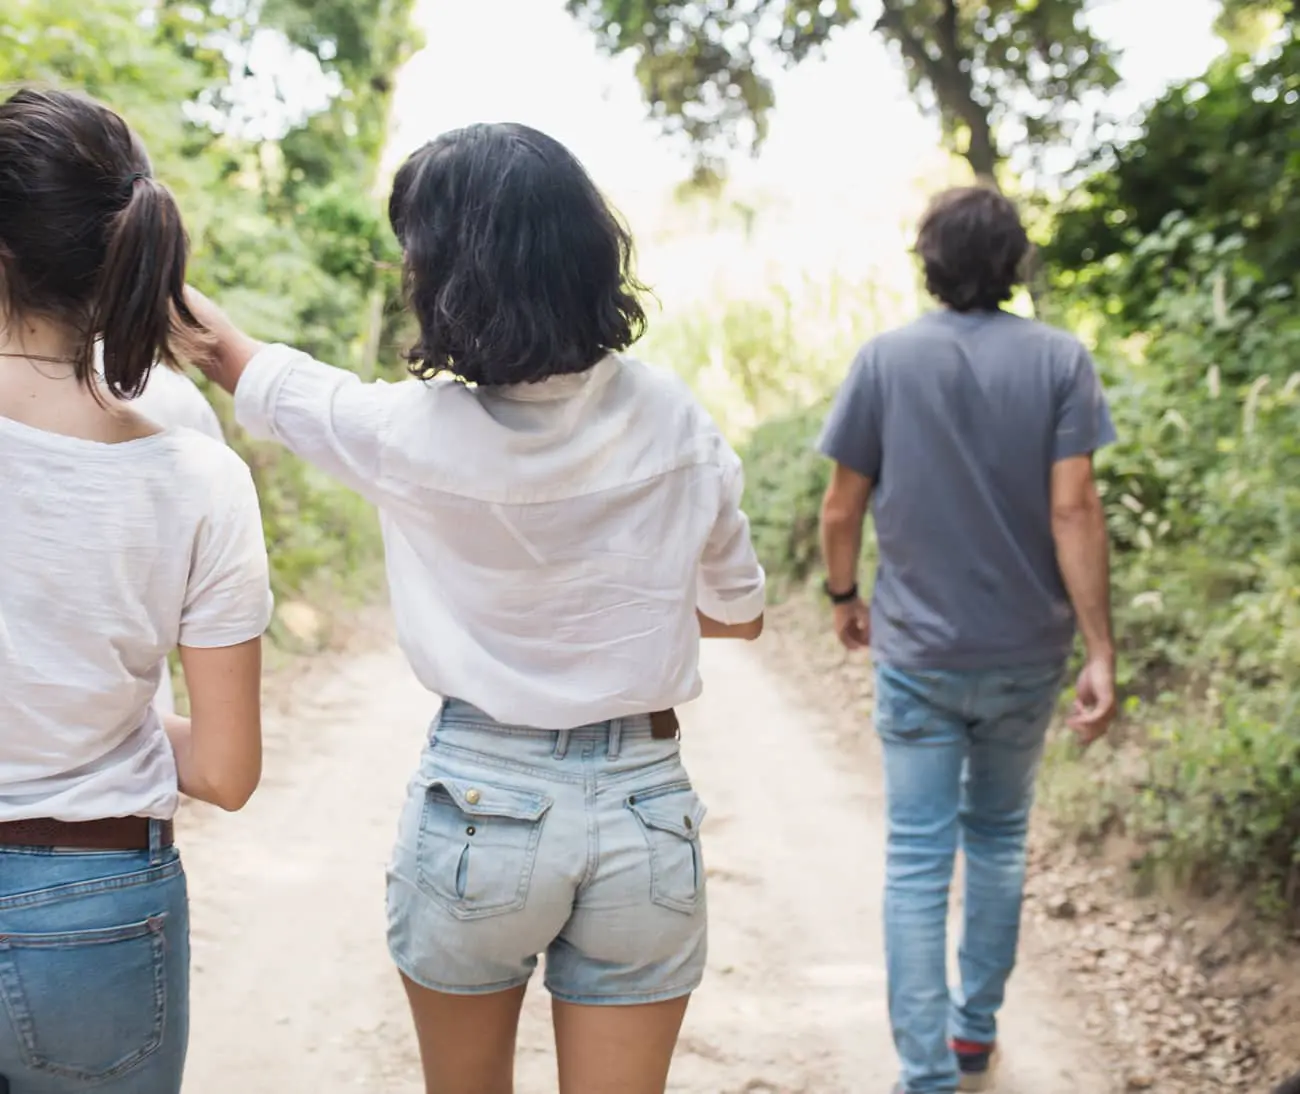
top-left (875, 661), bottom-right (1066, 1094)
top-left (0, 829), bottom-right (189, 1093)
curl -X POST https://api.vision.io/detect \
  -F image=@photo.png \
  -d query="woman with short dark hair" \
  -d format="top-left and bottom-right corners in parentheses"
top-left (0, 88), bottom-right (272, 1092)
top-left (190, 122), bottom-right (766, 1094)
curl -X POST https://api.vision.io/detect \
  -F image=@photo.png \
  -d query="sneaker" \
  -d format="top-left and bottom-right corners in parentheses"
top-left (952, 1039), bottom-right (998, 1092)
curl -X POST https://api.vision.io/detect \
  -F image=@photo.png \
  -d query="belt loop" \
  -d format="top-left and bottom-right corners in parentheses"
top-left (553, 729), bottom-right (571, 760)
top-left (148, 819), bottom-right (163, 865)
top-left (607, 718), bottom-right (623, 760)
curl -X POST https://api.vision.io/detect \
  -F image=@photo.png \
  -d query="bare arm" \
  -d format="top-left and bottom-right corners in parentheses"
top-left (1051, 454), bottom-right (1116, 742)
top-left (820, 463), bottom-right (873, 649)
top-left (165, 639), bottom-right (263, 811)
top-left (1051, 456), bottom-right (1113, 658)
top-left (695, 448), bottom-right (766, 641)
top-left (821, 463), bottom-right (871, 595)
top-left (697, 609), bottom-right (763, 640)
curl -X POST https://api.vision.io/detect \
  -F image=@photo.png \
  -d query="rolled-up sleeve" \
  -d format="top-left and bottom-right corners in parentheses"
top-left (234, 344), bottom-right (405, 501)
top-left (697, 447), bottom-right (767, 624)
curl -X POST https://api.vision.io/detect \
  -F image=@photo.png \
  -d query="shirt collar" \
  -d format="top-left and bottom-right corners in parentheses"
top-left (491, 356), bottom-right (614, 402)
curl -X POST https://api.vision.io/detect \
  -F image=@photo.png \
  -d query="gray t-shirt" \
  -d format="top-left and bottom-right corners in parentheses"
top-left (818, 308), bottom-right (1116, 670)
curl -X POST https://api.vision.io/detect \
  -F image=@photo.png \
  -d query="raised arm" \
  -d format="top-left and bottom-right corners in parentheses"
top-left (183, 287), bottom-right (403, 500)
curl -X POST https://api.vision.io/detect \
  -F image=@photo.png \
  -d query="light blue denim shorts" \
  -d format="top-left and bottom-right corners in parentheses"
top-left (386, 699), bottom-right (708, 1005)
top-left (0, 830), bottom-right (189, 1094)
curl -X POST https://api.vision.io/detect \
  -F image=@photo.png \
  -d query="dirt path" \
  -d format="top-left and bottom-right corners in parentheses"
top-left (180, 630), bottom-right (1118, 1093)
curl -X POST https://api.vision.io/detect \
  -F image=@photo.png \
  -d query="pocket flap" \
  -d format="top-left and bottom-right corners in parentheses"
top-left (627, 785), bottom-right (706, 840)
top-left (429, 777), bottom-right (552, 822)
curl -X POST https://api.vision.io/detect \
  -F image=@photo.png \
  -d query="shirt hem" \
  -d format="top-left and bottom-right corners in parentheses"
top-left (177, 614), bottom-right (272, 650)
top-left (872, 646), bottom-right (1073, 672)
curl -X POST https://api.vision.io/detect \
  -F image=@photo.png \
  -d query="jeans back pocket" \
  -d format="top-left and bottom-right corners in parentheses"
top-left (0, 916), bottom-right (167, 1082)
top-left (626, 782), bottom-right (707, 914)
top-left (416, 776), bottom-right (553, 920)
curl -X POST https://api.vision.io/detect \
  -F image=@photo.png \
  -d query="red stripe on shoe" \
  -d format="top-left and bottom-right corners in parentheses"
top-left (952, 1039), bottom-right (994, 1055)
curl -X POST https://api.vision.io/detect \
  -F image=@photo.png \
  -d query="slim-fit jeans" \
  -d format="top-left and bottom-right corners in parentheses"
top-left (874, 660), bottom-right (1066, 1094)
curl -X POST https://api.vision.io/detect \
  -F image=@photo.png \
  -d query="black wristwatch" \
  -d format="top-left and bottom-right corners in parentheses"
top-left (822, 579), bottom-right (859, 605)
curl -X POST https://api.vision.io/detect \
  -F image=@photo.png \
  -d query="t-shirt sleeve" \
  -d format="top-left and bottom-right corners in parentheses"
top-left (817, 345), bottom-right (883, 480)
top-left (696, 443), bottom-right (767, 625)
top-left (179, 458), bottom-right (274, 649)
top-left (1054, 345), bottom-right (1118, 461)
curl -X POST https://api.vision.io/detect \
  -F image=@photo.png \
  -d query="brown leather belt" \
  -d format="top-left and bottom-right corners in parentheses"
top-left (0, 817), bottom-right (174, 851)
top-left (650, 709), bottom-right (680, 740)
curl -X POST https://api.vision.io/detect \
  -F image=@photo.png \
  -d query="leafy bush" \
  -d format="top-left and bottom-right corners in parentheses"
top-left (0, 0), bottom-right (417, 610)
top-left (738, 400), bottom-right (835, 590)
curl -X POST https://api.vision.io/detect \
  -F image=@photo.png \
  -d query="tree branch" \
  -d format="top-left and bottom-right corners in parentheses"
top-left (939, 0), bottom-right (960, 59)
top-left (875, 0), bottom-right (999, 182)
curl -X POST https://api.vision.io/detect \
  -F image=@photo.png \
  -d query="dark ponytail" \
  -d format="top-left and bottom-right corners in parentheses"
top-left (90, 175), bottom-right (206, 400)
top-left (0, 88), bottom-right (208, 399)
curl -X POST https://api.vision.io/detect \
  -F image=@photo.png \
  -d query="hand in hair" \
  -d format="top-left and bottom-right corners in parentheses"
top-left (183, 287), bottom-right (263, 396)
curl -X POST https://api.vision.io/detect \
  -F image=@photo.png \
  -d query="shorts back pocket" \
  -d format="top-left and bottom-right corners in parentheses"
top-left (416, 776), bottom-right (553, 920)
top-left (627, 782), bottom-right (707, 914)
top-left (0, 915), bottom-right (167, 1082)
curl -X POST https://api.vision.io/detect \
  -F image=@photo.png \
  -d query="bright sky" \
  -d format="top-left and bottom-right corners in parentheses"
top-left (382, 0), bottom-right (1225, 304)
top-left (387, 0), bottom-right (1223, 191)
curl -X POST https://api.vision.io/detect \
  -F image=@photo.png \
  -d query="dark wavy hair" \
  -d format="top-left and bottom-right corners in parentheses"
top-left (388, 123), bottom-right (647, 386)
top-left (915, 186), bottom-right (1030, 313)
top-left (0, 88), bottom-right (206, 399)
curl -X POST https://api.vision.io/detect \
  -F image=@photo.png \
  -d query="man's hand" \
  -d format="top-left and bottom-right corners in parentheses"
top-left (1068, 654), bottom-right (1116, 746)
top-left (832, 596), bottom-right (871, 650)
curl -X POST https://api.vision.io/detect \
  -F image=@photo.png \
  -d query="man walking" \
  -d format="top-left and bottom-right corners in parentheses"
top-left (817, 186), bottom-right (1117, 1094)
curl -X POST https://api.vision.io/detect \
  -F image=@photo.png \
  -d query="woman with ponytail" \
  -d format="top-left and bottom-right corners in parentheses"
top-left (0, 89), bottom-right (272, 1092)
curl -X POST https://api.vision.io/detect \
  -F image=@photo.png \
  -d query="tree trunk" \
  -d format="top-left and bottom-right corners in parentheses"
top-left (963, 116), bottom-right (999, 187)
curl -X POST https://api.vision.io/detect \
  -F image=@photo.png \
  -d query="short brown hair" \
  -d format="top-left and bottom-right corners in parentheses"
top-left (915, 187), bottom-right (1030, 312)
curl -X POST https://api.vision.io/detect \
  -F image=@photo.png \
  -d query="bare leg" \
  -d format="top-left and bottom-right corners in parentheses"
top-left (552, 996), bottom-right (690, 1094)
top-left (401, 974), bottom-right (528, 1094)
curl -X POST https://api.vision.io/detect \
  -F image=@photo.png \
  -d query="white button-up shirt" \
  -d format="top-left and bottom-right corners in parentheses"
top-left (236, 347), bottom-right (766, 729)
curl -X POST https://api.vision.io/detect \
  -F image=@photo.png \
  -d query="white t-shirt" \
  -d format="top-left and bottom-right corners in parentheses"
top-left (236, 345), bottom-right (766, 729)
top-left (128, 366), bottom-right (227, 715)
top-left (131, 365), bottom-right (225, 443)
top-left (0, 417), bottom-right (273, 822)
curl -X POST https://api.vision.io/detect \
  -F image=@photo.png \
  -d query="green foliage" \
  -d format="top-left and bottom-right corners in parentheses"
top-left (641, 273), bottom-right (895, 435)
top-left (567, 0), bottom-right (1117, 179)
top-left (739, 401), bottom-right (834, 590)
top-left (0, 0), bottom-right (419, 605)
top-left (1215, 0), bottom-right (1293, 52)
top-left (1046, 26), bottom-right (1300, 323)
top-left (1140, 695), bottom-right (1300, 916)
top-left (1031, 26), bottom-right (1300, 914)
